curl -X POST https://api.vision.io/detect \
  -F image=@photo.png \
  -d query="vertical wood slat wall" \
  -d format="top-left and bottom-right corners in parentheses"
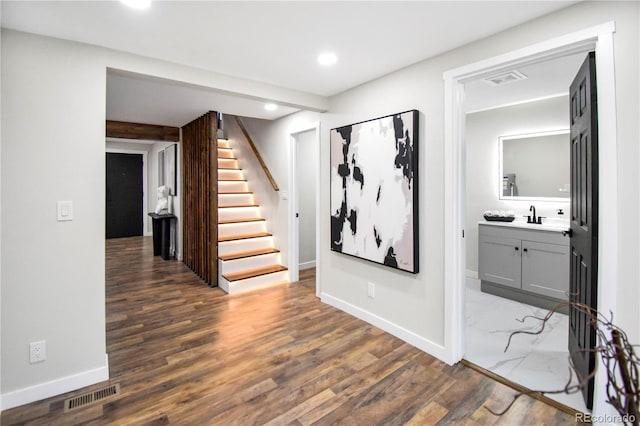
top-left (181, 111), bottom-right (218, 286)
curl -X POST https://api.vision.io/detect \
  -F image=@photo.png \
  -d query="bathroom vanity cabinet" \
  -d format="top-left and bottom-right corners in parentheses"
top-left (478, 221), bottom-right (570, 311)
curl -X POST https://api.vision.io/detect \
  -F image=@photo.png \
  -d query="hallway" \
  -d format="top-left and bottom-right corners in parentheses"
top-left (2, 237), bottom-right (580, 424)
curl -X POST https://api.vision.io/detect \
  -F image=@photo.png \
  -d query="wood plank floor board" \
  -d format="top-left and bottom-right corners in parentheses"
top-left (1, 236), bottom-right (583, 425)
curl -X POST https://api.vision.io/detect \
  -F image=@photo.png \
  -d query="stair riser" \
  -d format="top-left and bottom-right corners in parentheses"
top-left (218, 206), bottom-right (261, 221)
top-left (219, 181), bottom-right (248, 193)
top-left (218, 140), bottom-right (231, 149)
top-left (218, 236), bottom-right (273, 254)
top-left (218, 221), bottom-right (267, 238)
top-left (217, 148), bottom-right (234, 159)
top-left (219, 169), bottom-right (244, 180)
top-left (218, 158), bottom-right (239, 169)
top-left (219, 193), bottom-right (254, 206)
top-left (219, 252), bottom-right (281, 274)
top-left (219, 270), bottom-right (289, 294)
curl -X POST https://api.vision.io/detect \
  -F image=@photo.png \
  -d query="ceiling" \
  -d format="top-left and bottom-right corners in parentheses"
top-left (465, 52), bottom-right (588, 113)
top-left (107, 70), bottom-right (301, 126)
top-left (2, 1), bottom-right (580, 125)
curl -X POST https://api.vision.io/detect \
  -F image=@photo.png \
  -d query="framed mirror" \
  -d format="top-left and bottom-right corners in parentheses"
top-left (499, 130), bottom-right (570, 201)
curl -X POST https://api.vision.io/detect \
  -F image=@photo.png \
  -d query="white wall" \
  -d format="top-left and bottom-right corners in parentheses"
top-left (318, 1), bottom-right (639, 358)
top-left (295, 130), bottom-right (317, 267)
top-left (0, 29), bottom-right (324, 409)
top-left (2, 30), bottom-right (109, 403)
top-left (465, 96), bottom-right (570, 273)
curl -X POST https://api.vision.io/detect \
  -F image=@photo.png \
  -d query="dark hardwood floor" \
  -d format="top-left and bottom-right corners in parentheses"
top-left (2, 237), bottom-right (581, 425)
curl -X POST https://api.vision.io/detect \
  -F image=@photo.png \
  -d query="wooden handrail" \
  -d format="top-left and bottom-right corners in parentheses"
top-left (233, 116), bottom-right (279, 191)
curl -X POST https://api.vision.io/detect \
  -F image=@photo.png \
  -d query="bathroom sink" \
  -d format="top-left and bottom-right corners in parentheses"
top-left (480, 217), bottom-right (570, 232)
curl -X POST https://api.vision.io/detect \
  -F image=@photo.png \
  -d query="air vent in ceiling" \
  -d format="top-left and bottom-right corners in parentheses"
top-left (483, 70), bottom-right (528, 86)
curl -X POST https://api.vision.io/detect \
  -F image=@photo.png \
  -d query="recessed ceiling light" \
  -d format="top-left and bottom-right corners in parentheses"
top-left (264, 103), bottom-right (278, 111)
top-left (121, 0), bottom-right (151, 9)
top-left (317, 52), bottom-right (338, 66)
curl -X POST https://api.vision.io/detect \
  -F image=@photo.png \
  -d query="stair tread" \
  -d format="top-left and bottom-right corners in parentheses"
top-left (218, 232), bottom-right (272, 242)
top-left (219, 204), bottom-right (259, 208)
top-left (219, 247), bottom-right (280, 261)
top-left (219, 191), bottom-right (252, 194)
top-left (218, 217), bottom-right (265, 224)
top-left (219, 167), bottom-right (242, 170)
top-left (223, 264), bottom-right (288, 282)
top-left (218, 156), bottom-right (237, 160)
top-left (219, 179), bottom-right (247, 182)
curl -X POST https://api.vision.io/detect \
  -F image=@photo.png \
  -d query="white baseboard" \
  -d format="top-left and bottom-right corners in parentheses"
top-left (1, 355), bottom-right (109, 411)
top-left (466, 269), bottom-right (478, 280)
top-left (299, 260), bottom-right (316, 270)
top-left (320, 293), bottom-right (447, 363)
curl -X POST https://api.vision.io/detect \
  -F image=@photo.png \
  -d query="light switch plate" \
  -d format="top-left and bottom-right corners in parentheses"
top-left (57, 201), bottom-right (73, 221)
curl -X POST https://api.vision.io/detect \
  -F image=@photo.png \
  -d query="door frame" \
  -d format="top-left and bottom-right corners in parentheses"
top-left (288, 122), bottom-right (321, 297)
top-left (106, 148), bottom-right (149, 236)
top-left (443, 22), bottom-right (617, 416)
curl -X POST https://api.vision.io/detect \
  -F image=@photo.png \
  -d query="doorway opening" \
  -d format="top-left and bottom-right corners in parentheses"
top-left (443, 22), bottom-right (618, 416)
top-left (105, 149), bottom-right (148, 238)
top-left (463, 53), bottom-right (586, 412)
top-left (288, 123), bottom-right (321, 297)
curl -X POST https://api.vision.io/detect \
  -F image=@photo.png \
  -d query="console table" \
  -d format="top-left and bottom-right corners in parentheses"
top-left (148, 213), bottom-right (176, 260)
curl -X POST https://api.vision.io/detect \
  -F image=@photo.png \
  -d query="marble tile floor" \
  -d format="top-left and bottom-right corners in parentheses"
top-left (465, 277), bottom-right (589, 413)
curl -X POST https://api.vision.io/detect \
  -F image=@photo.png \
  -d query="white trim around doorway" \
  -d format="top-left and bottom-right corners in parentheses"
top-left (443, 21), bottom-right (618, 417)
top-left (288, 122), bottom-right (322, 297)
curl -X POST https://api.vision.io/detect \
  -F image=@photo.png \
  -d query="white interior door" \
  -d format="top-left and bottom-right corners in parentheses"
top-left (295, 130), bottom-right (318, 272)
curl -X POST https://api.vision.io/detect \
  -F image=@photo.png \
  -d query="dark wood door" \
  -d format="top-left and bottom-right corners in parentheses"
top-left (568, 52), bottom-right (598, 409)
top-left (106, 153), bottom-right (143, 239)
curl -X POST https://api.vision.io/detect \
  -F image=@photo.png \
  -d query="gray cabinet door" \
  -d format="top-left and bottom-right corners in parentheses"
top-left (478, 235), bottom-right (521, 289)
top-left (521, 240), bottom-right (569, 300)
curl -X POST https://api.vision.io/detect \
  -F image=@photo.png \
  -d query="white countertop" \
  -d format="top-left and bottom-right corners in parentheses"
top-left (479, 217), bottom-right (570, 233)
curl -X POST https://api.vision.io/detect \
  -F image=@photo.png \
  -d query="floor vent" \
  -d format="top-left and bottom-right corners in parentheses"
top-left (64, 383), bottom-right (120, 412)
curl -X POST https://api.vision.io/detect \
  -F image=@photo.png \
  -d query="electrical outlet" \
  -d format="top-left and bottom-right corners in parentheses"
top-left (367, 282), bottom-right (375, 299)
top-left (30, 340), bottom-right (46, 363)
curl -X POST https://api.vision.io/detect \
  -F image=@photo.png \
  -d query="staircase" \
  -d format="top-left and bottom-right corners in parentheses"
top-left (217, 140), bottom-right (288, 293)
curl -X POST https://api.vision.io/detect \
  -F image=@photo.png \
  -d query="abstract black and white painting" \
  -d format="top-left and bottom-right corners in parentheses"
top-left (330, 110), bottom-right (419, 273)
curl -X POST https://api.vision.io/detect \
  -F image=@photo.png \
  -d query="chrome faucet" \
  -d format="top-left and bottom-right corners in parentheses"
top-left (529, 205), bottom-right (537, 223)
